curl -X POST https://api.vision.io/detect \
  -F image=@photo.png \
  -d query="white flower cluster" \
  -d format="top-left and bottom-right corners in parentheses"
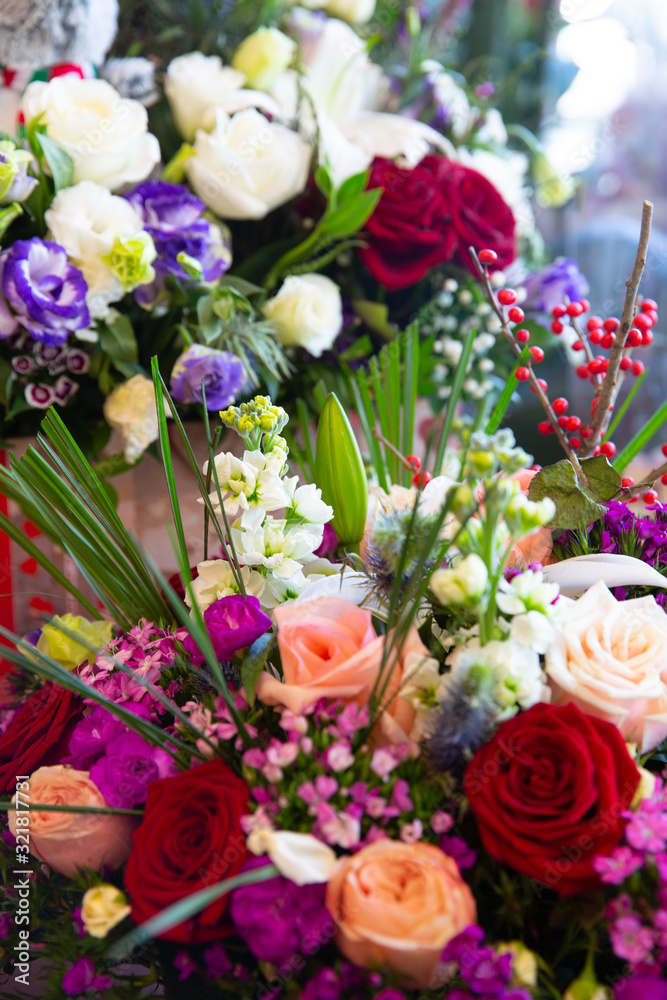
top-left (189, 443), bottom-right (335, 611)
top-left (496, 568), bottom-right (560, 653)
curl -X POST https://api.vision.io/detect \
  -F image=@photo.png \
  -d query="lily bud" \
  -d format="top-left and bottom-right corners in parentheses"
top-left (315, 392), bottom-right (367, 545)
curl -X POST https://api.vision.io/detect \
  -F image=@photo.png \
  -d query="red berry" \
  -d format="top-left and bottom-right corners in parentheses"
top-left (515, 366), bottom-right (530, 381)
top-left (508, 306), bottom-right (525, 323)
top-left (498, 288), bottom-right (517, 305)
top-left (643, 490), bottom-right (658, 505)
top-left (627, 328), bottom-right (642, 347)
top-left (413, 470), bottom-right (432, 488)
top-left (530, 378), bottom-right (547, 395)
top-left (589, 329), bottom-right (603, 345)
top-left (566, 416), bottom-right (581, 431)
top-left (550, 320), bottom-right (564, 334)
top-left (588, 358), bottom-right (603, 375)
top-left (552, 397), bottom-right (568, 414)
top-left (566, 302), bottom-right (583, 317)
top-left (578, 299), bottom-right (590, 313)
top-left (593, 446), bottom-right (601, 456)
top-left (572, 339), bottom-right (584, 351)
top-left (642, 330), bottom-right (654, 346)
top-left (601, 333), bottom-right (614, 349)
top-left (620, 357), bottom-right (632, 371)
top-left (478, 249), bottom-right (498, 265)
top-left (632, 360), bottom-right (645, 376)
top-left (552, 305), bottom-right (567, 319)
top-left (569, 437), bottom-right (581, 450)
top-left (537, 421), bottom-right (553, 436)
top-left (634, 312), bottom-right (653, 331)
top-left (515, 328), bottom-right (530, 343)
top-left (628, 497), bottom-right (639, 504)
top-left (662, 474), bottom-right (667, 486)
top-left (661, 443), bottom-right (667, 457)
top-left (641, 298), bottom-right (658, 312)
top-left (580, 425), bottom-right (594, 439)
top-left (600, 442), bottom-right (616, 458)
top-left (406, 454), bottom-right (421, 471)
top-left (603, 317), bottom-right (620, 332)
top-left (529, 346), bottom-right (544, 362)
top-left (557, 415), bottom-right (569, 428)
top-left (621, 477), bottom-right (634, 488)
top-left (600, 358), bottom-right (609, 372)
top-left (587, 316), bottom-right (603, 331)
top-left (529, 465), bottom-right (542, 472)
top-left (576, 364), bottom-right (590, 379)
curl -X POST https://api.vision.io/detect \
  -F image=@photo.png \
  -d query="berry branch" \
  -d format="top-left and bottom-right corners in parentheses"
top-left (581, 199), bottom-right (654, 454)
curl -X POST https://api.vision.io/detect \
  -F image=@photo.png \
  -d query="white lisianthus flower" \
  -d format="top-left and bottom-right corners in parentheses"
top-left (446, 639), bottom-right (550, 720)
top-left (103, 375), bottom-right (170, 465)
top-left (186, 560), bottom-right (266, 614)
top-left (283, 477), bottom-right (334, 525)
top-left (165, 52), bottom-right (246, 141)
top-left (203, 449), bottom-right (289, 525)
top-left (21, 77), bottom-right (159, 191)
top-left (232, 28), bottom-right (296, 92)
top-left (323, 0), bottom-right (376, 23)
top-left (187, 109), bottom-right (312, 220)
top-left (263, 274), bottom-right (342, 357)
top-left (45, 181), bottom-right (146, 319)
top-left (430, 554), bottom-right (489, 607)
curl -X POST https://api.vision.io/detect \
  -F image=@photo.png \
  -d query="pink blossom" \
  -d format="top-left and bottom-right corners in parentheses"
top-left (279, 709), bottom-right (308, 734)
top-left (605, 893), bottom-right (635, 921)
top-left (593, 845), bottom-right (644, 884)
top-left (316, 802), bottom-right (361, 848)
top-left (391, 780), bottom-right (413, 813)
top-left (400, 819), bottom-right (423, 844)
top-left (363, 825), bottom-right (388, 845)
top-left (656, 852), bottom-right (667, 883)
top-left (300, 737), bottom-right (314, 754)
top-left (298, 781), bottom-right (318, 805)
top-left (431, 810), bottom-right (454, 834)
top-left (624, 809), bottom-right (667, 854)
top-left (262, 763), bottom-right (284, 783)
top-left (266, 741), bottom-right (299, 768)
top-left (348, 781), bottom-right (368, 803)
top-left (240, 807), bottom-right (275, 833)
top-left (370, 747), bottom-right (398, 780)
top-left (243, 748), bottom-right (266, 769)
top-left (330, 703), bottom-right (370, 739)
top-left (326, 741), bottom-right (355, 772)
top-left (315, 775), bottom-right (339, 800)
top-left (610, 915), bottom-right (655, 963)
top-left (365, 795), bottom-right (387, 819)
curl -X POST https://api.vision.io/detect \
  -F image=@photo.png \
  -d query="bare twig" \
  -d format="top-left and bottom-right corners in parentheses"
top-left (469, 246), bottom-right (588, 483)
top-left (582, 200), bottom-right (654, 454)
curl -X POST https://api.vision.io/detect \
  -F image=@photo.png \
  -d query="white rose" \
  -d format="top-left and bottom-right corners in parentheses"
top-left (323, 0), bottom-right (376, 22)
top-left (263, 274), bottom-right (342, 357)
top-left (21, 77), bottom-right (160, 192)
top-left (103, 375), bottom-right (169, 465)
top-left (45, 181), bottom-right (145, 319)
top-left (232, 27), bottom-right (296, 92)
top-left (186, 109), bottom-right (312, 220)
top-left (545, 580), bottom-right (667, 753)
top-left (165, 52), bottom-right (246, 141)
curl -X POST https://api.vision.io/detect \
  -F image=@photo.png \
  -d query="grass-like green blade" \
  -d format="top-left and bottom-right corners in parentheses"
top-left (613, 396), bottom-right (667, 472)
top-left (296, 398), bottom-right (316, 481)
top-left (0, 801), bottom-right (142, 816)
top-left (107, 864), bottom-right (279, 959)
top-left (434, 326), bottom-right (476, 474)
top-left (351, 377), bottom-right (389, 492)
top-left (604, 369), bottom-right (648, 441)
top-left (401, 327), bottom-right (419, 487)
top-left (486, 347), bottom-right (531, 434)
top-left (151, 356), bottom-right (190, 576)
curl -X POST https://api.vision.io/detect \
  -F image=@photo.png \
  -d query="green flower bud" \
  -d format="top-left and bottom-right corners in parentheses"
top-left (447, 482), bottom-right (475, 518)
top-left (315, 392), bottom-right (367, 546)
top-left (103, 231), bottom-right (157, 291)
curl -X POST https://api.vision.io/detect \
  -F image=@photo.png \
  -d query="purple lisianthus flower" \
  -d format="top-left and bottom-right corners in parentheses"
top-left (170, 344), bottom-right (245, 410)
top-left (301, 968), bottom-right (342, 1000)
top-left (0, 239), bottom-right (89, 345)
top-left (615, 978), bottom-right (667, 1000)
top-left (65, 703), bottom-right (153, 770)
top-left (522, 257), bottom-right (589, 315)
top-left (440, 833), bottom-right (477, 868)
top-left (442, 924), bottom-right (486, 964)
top-left (230, 857), bottom-right (333, 967)
top-left (89, 731), bottom-right (176, 808)
top-left (62, 958), bottom-right (112, 995)
top-left (125, 180), bottom-right (231, 287)
top-left (184, 594), bottom-right (271, 665)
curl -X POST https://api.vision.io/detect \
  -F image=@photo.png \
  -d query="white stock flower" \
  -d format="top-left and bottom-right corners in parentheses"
top-left (103, 375), bottom-right (169, 465)
top-left (430, 554), bottom-right (488, 607)
top-left (447, 638), bottom-right (549, 720)
top-left (323, 0), bottom-right (376, 22)
top-left (232, 519), bottom-right (323, 580)
top-left (204, 449), bottom-right (289, 525)
top-left (21, 77), bottom-right (159, 191)
top-left (186, 108), bottom-right (312, 220)
top-left (45, 181), bottom-right (145, 319)
top-left (508, 610), bottom-right (555, 654)
top-left (232, 28), bottom-right (297, 92)
top-left (186, 560), bottom-right (266, 614)
top-left (496, 569), bottom-right (560, 617)
top-left (164, 52), bottom-right (246, 141)
top-left (263, 274), bottom-right (342, 357)
top-left (283, 477), bottom-right (334, 525)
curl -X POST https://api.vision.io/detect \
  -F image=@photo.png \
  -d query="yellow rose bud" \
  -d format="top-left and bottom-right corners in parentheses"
top-left (36, 614), bottom-right (114, 671)
top-left (495, 942), bottom-right (538, 988)
top-left (232, 27), bottom-right (296, 91)
top-left (102, 231), bottom-right (157, 292)
top-left (81, 884), bottom-right (132, 939)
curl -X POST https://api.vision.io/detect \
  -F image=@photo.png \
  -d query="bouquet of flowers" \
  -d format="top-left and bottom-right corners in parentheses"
top-left (0, 0), bottom-right (569, 470)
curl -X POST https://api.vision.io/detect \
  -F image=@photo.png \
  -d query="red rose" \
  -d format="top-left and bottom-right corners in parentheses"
top-left (124, 758), bottom-right (249, 943)
top-left (0, 682), bottom-right (82, 793)
top-left (464, 702), bottom-right (640, 896)
top-left (360, 156), bottom-right (516, 290)
top-left (359, 157), bottom-right (457, 291)
top-left (432, 158), bottom-right (516, 275)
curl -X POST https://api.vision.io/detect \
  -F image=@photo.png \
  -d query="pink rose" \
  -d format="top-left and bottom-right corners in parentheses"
top-left (545, 580), bottom-right (667, 753)
top-left (9, 766), bottom-right (136, 876)
top-left (507, 468), bottom-right (554, 567)
top-left (325, 839), bottom-right (477, 988)
top-left (255, 598), bottom-right (432, 743)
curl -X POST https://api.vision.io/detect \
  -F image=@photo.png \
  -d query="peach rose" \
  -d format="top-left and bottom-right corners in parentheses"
top-left (326, 840), bottom-right (477, 988)
top-left (507, 468), bottom-right (553, 567)
top-left (254, 598), bottom-right (435, 742)
top-left (9, 766), bottom-right (136, 877)
top-left (545, 580), bottom-right (667, 753)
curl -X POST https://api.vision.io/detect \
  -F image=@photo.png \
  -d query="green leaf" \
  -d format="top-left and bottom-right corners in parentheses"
top-left (241, 632), bottom-right (275, 706)
top-left (352, 299), bottom-right (399, 340)
top-left (604, 369), bottom-right (647, 441)
top-left (613, 396), bottom-right (667, 473)
top-left (527, 459), bottom-right (607, 530)
top-left (218, 275), bottom-right (263, 297)
top-left (579, 454), bottom-right (622, 500)
top-left (0, 202), bottom-right (22, 239)
top-left (320, 188), bottom-right (382, 239)
top-left (337, 169), bottom-right (370, 203)
top-left (314, 164), bottom-right (334, 199)
top-left (99, 314), bottom-right (138, 364)
top-left (196, 292), bottom-right (222, 342)
top-left (485, 347), bottom-right (530, 434)
top-left (35, 132), bottom-right (74, 192)
top-left (315, 392), bottom-right (368, 545)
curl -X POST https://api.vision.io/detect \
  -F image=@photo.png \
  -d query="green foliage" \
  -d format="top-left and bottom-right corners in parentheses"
top-left (241, 632), bottom-right (276, 706)
top-left (315, 392), bottom-right (368, 545)
top-left (527, 455), bottom-right (622, 531)
top-left (613, 395), bottom-right (667, 473)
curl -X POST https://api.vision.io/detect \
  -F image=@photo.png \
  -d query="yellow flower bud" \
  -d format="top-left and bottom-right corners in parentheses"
top-left (81, 884), bottom-right (131, 939)
top-left (36, 614), bottom-right (114, 671)
top-left (232, 27), bottom-right (296, 91)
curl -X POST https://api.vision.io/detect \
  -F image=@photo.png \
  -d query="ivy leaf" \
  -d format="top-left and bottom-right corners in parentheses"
top-left (241, 632), bottom-right (275, 707)
top-left (527, 459), bottom-right (607, 531)
top-left (579, 454), bottom-right (623, 501)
